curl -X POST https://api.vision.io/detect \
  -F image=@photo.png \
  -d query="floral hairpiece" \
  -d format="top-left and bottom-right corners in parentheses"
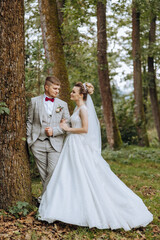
top-left (84, 82), bottom-right (94, 95)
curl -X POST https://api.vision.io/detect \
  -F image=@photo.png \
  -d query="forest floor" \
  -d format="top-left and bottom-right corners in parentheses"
top-left (0, 146), bottom-right (160, 240)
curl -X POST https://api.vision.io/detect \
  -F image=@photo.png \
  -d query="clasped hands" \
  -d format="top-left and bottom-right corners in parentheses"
top-left (60, 118), bottom-right (69, 131)
top-left (45, 119), bottom-right (69, 137)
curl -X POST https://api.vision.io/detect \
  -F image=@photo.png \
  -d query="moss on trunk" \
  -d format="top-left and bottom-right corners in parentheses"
top-left (38, 0), bottom-right (74, 112)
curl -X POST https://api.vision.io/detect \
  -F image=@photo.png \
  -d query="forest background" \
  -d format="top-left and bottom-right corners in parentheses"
top-left (0, 0), bottom-right (160, 239)
top-left (25, 0), bottom-right (160, 148)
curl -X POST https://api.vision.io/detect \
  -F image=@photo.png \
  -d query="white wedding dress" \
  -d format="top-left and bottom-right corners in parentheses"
top-left (38, 102), bottom-right (153, 231)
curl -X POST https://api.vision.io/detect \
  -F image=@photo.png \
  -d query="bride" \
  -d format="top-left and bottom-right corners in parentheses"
top-left (38, 82), bottom-right (153, 231)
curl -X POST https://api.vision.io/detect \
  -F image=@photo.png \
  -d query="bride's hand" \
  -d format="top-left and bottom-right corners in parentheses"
top-left (60, 122), bottom-right (69, 131)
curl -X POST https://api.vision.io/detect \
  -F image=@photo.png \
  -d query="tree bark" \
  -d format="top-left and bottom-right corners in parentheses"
top-left (142, 65), bottom-right (148, 119)
top-left (56, 0), bottom-right (65, 26)
top-left (97, 0), bottom-right (122, 149)
top-left (132, 1), bottom-right (149, 146)
top-left (38, 0), bottom-right (73, 111)
top-left (148, 13), bottom-right (160, 141)
top-left (0, 0), bottom-right (32, 209)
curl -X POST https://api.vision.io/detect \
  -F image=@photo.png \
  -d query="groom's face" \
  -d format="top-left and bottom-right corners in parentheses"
top-left (45, 83), bottom-right (60, 98)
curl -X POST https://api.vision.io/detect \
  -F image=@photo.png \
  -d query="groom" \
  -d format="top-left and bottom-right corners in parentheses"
top-left (27, 76), bottom-right (70, 196)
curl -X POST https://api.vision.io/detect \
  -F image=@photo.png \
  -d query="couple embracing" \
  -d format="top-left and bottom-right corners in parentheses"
top-left (27, 76), bottom-right (153, 231)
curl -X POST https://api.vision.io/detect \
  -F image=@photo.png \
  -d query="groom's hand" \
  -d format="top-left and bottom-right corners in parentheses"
top-left (60, 118), bottom-right (66, 123)
top-left (45, 127), bottom-right (53, 137)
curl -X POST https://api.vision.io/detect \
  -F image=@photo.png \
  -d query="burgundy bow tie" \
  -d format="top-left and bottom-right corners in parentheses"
top-left (45, 97), bottom-right (55, 102)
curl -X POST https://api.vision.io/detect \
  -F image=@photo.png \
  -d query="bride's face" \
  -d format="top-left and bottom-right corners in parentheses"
top-left (70, 86), bottom-right (82, 101)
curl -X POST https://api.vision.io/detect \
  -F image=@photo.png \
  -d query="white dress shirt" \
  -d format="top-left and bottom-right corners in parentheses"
top-left (43, 94), bottom-right (55, 116)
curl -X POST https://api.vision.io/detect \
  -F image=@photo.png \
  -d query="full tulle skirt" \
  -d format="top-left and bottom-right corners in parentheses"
top-left (38, 134), bottom-right (153, 231)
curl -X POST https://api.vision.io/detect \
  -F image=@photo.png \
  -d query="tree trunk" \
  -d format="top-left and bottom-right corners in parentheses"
top-left (132, 1), bottom-right (149, 146)
top-left (148, 14), bottom-right (160, 141)
top-left (37, 40), bottom-right (41, 96)
top-left (38, 0), bottom-right (73, 111)
top-left (0, 0), bottom-right (32, 209)
top-left (142, 65), bottom-right (148, 121)
top-left (56, 0), bottom-right (65, 26)
top-left (97, 0), bottom-right (122, 149)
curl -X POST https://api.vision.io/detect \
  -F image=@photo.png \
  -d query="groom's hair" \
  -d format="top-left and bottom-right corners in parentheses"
top-left (45, 76), bottom-right (61, 86)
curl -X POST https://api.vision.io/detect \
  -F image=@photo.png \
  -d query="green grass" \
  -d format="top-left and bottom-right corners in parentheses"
top-left (31, 145), bottom-right (160, 239)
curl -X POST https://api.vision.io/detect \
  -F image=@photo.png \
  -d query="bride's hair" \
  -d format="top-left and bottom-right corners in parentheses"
top-left (74, 82), bottom-right (94, 101)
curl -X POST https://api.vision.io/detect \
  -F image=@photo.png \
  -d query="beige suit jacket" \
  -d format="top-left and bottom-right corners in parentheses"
top-left (27, 95), bottom-right (70, 152)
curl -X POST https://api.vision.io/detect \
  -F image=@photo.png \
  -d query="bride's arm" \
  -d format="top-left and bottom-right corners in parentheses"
top-left (60, 108), bottom-right (88, 134)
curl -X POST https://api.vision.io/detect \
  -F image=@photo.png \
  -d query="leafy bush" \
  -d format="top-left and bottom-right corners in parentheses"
top-left (8, 201), bottom-right (37, 219)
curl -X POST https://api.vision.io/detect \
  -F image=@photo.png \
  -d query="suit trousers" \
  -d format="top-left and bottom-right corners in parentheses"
top-left (31, 139), bottom-right (60, 194)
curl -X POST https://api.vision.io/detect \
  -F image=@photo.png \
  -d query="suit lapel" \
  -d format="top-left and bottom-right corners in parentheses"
top-left (38, 95), bottom-right (45, 124)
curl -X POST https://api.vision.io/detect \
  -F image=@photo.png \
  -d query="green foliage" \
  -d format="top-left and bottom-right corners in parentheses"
top-left (115, 95), bottom-right (139, 145)
top-left (148, 128), bottom-right (160, 148)
top-left (61, 0), bottom-right (101, 107)
top-left (8, 201), bottom-right (37, 219)
top-left (0, 102), bottom-right (10, 115)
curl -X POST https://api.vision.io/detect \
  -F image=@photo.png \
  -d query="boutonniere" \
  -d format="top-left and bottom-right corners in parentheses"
top-left (56, 106), bottom-right (64, 113)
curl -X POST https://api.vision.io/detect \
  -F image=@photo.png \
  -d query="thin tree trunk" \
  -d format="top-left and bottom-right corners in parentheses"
top-left (148, 14), bottom-right (160, 141)
top-left (37, 40), bottom-right (41, 95)
top-left (142, 65), bottom-right (148, 120)
top-left (132, 1), bottom-right (149, 146)
top-left (0, 0), bottom-right (32, 209)
top-left (38, 0), bottom-right (73, 111)
top-left (97, 0), bottom-right (122, 149)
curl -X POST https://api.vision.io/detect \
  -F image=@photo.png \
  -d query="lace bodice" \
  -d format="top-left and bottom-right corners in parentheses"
top-left (70, 105), bottom-right (87, 128)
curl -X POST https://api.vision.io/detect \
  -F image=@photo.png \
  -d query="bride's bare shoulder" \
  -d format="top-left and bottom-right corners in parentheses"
top-left (79, 105), bottom-right (88, 117)
top-left (80, 104), bottom-right (87, 111)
